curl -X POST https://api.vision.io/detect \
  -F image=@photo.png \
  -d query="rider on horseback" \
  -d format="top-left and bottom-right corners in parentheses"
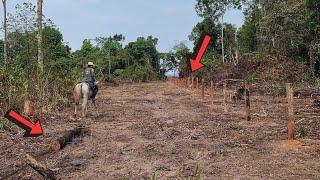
top-left (83, 62), bottom-right (99, 102)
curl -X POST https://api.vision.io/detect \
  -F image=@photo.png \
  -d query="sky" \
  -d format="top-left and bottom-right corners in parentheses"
top-left (1, 0), bottom-right (244, 52)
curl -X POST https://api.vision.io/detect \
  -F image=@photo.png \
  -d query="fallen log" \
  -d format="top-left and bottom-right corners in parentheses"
top-left (26, 154), bottom-right (56, 180)
top-left (216, 79), bottom-right (244, 87)
top-left (50, 126), bottom-right (88, 151)
top-left (294, 88), bottom-right (320, 97)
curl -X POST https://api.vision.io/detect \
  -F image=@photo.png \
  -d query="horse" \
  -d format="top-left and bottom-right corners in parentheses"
top-left (74, 82), bottom-right (90, 117)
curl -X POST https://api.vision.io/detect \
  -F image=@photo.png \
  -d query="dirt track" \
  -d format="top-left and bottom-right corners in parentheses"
top-left (1, 81), bottom-right (320, 179)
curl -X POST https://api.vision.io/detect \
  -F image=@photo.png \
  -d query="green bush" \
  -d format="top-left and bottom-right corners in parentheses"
top-left (125, 63), bottom-right (158, 82)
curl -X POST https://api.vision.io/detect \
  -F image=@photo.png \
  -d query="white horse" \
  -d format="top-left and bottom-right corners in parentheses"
top-left (74, 82), bottom-right (90, 117)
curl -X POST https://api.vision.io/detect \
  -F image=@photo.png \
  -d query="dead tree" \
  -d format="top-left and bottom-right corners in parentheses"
top-left (37, 0), bottom-right (44, 71)
top-left (1, 0), bottom-right (7, 63)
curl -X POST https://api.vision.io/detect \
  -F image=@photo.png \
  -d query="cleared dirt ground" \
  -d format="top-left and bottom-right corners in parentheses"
top-left (1, 81), bottom-right (320, 179)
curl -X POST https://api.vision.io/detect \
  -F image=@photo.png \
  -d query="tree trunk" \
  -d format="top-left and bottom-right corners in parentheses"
top-left (221, 9), bottom-right (225, 63)
top-left (37, 0), bottom-right (44, 71)
top-left (50, 126), bottom-right (88, 151)
top-left (2, 0), bottom-right (7, 63)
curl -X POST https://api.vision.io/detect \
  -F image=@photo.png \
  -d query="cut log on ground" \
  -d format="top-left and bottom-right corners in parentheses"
top-left (216, 79), bottom-right (244, 87)
top-left (294, 88), bottom-right (320, 97)
top-left (26, 154), bottom-right (56, 180)
top-left (50, 126), bottom-right (88, 151)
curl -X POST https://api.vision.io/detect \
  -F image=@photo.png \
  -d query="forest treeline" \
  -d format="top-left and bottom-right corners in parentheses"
top-left (0, 0), bottom-right (319, 117)
top-left (177, 0), bottom-right (320, 86)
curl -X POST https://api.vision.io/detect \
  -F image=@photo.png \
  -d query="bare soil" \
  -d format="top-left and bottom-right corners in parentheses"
top-left (1, 81), bottom-right (320, 179)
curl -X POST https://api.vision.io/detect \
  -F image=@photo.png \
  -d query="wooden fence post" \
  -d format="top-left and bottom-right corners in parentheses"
top-left (223, 82), bottom-right (228, 113)
top-left (184, 78), bottom-right (187, 88)
top-left (245, 82), bottom-right (251, 121)
top-left (201, 78), bottom-right (205, 99)
top-left (196, 77), bottom-right (199, 90)
top-left (210, 80), bottom-right (215, 110)
top-left (286, 83), bottom-right (295, 140)
top-left (191, 76), bottom-right (194, 89)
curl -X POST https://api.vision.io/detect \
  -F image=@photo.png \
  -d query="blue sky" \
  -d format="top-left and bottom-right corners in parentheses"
top-left (1, 0), bottom-right (244, 52)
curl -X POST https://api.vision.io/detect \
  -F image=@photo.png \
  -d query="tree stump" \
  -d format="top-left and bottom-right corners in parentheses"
top-left (24, 100), bottom-right (35, 116)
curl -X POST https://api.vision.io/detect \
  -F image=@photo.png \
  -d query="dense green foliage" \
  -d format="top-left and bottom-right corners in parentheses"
top-left (182, 0), bottom-right (320, 85)
top-left (0, 2), bottom-right (162, 113)
top-left (1, 0), bottom-right (320, 114)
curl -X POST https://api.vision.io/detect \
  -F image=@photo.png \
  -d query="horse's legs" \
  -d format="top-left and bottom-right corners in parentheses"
top-left (82, 95), bottom-right (88, 117)
top-left (74, 104), bottom-right (77, 117)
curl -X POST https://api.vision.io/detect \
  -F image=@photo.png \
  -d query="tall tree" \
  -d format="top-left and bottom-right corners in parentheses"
top-left (260, 0), bottom-right (308, 57)
top-left (195, 0), bottom-right (244, 63)
top-left (1, 0), bottom-right (7, 63)
top-left (37, 0), bottom-right (44, 71)
top-left (237, 1), bottom-right (261, 53)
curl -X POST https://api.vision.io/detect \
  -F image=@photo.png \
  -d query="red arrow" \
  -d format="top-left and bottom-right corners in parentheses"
top-left (5, 109), bottom-right (43, 137)
top-left (190, 34), bottom-right (212, 72)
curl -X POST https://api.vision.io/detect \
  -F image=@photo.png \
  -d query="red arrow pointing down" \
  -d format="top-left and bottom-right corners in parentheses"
top-left (190, 34), bottom-right (212, 72)
top-left (5, 109), bottom-right (43, 137)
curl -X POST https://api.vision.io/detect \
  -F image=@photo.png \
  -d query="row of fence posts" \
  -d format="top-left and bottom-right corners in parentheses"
top-left (168, 77), bottom-right (296, 140)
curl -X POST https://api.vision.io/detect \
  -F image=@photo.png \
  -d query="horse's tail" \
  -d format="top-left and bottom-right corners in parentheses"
top-left (74, 83), bottom-right (82, 105)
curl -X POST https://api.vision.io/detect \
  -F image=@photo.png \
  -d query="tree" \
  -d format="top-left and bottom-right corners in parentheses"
top-left (189, 17), bottom-right (221, 53)
top-left (125, 36), bottom-right (159, 70)
top-left (307, 0), bottom-right (320, 77)
top-left (237, 1), bottom-right (261, 53)
top-left (37, 0), bottom-right (44, 71)
top-left (43, 26), bottom-right (70, 61)
top-left (260, 0), bottom-right (308, 57)
top-left (195, 0), bottom-right (244, 63)
top-left (95, 34), bottom-right (125, 76)
top-left (1, 0), bottom-right (7, 63)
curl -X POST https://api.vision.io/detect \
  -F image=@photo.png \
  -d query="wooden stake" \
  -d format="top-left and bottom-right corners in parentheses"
top-left (196, 77), bottom-right (199, 90)
top-left (26, 154), bottom-right (56, 180)
top-left (286, 83), bottom-right (295, 140)
top-left (187, 78), bottom-right (189, 88)
top-left (223, 82), bottom-right (228, 113)
top-left (210, 80), bottom-right (215, 110)
top-left (201, 78), bottom-right (205, 99)
top-left (245, 82), bottom-right (251, 121)
top-left (191, 76), bottom-right (194, 89)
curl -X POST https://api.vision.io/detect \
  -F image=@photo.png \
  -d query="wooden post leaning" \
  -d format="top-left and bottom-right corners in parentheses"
top-left (245, 82), bottom-right (251, 121)
top-left (286, 83), bottom-right (295, 140)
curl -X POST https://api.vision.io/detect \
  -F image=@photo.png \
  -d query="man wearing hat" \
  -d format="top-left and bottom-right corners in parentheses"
top-left (83, 62), bottom-right (99, 102)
